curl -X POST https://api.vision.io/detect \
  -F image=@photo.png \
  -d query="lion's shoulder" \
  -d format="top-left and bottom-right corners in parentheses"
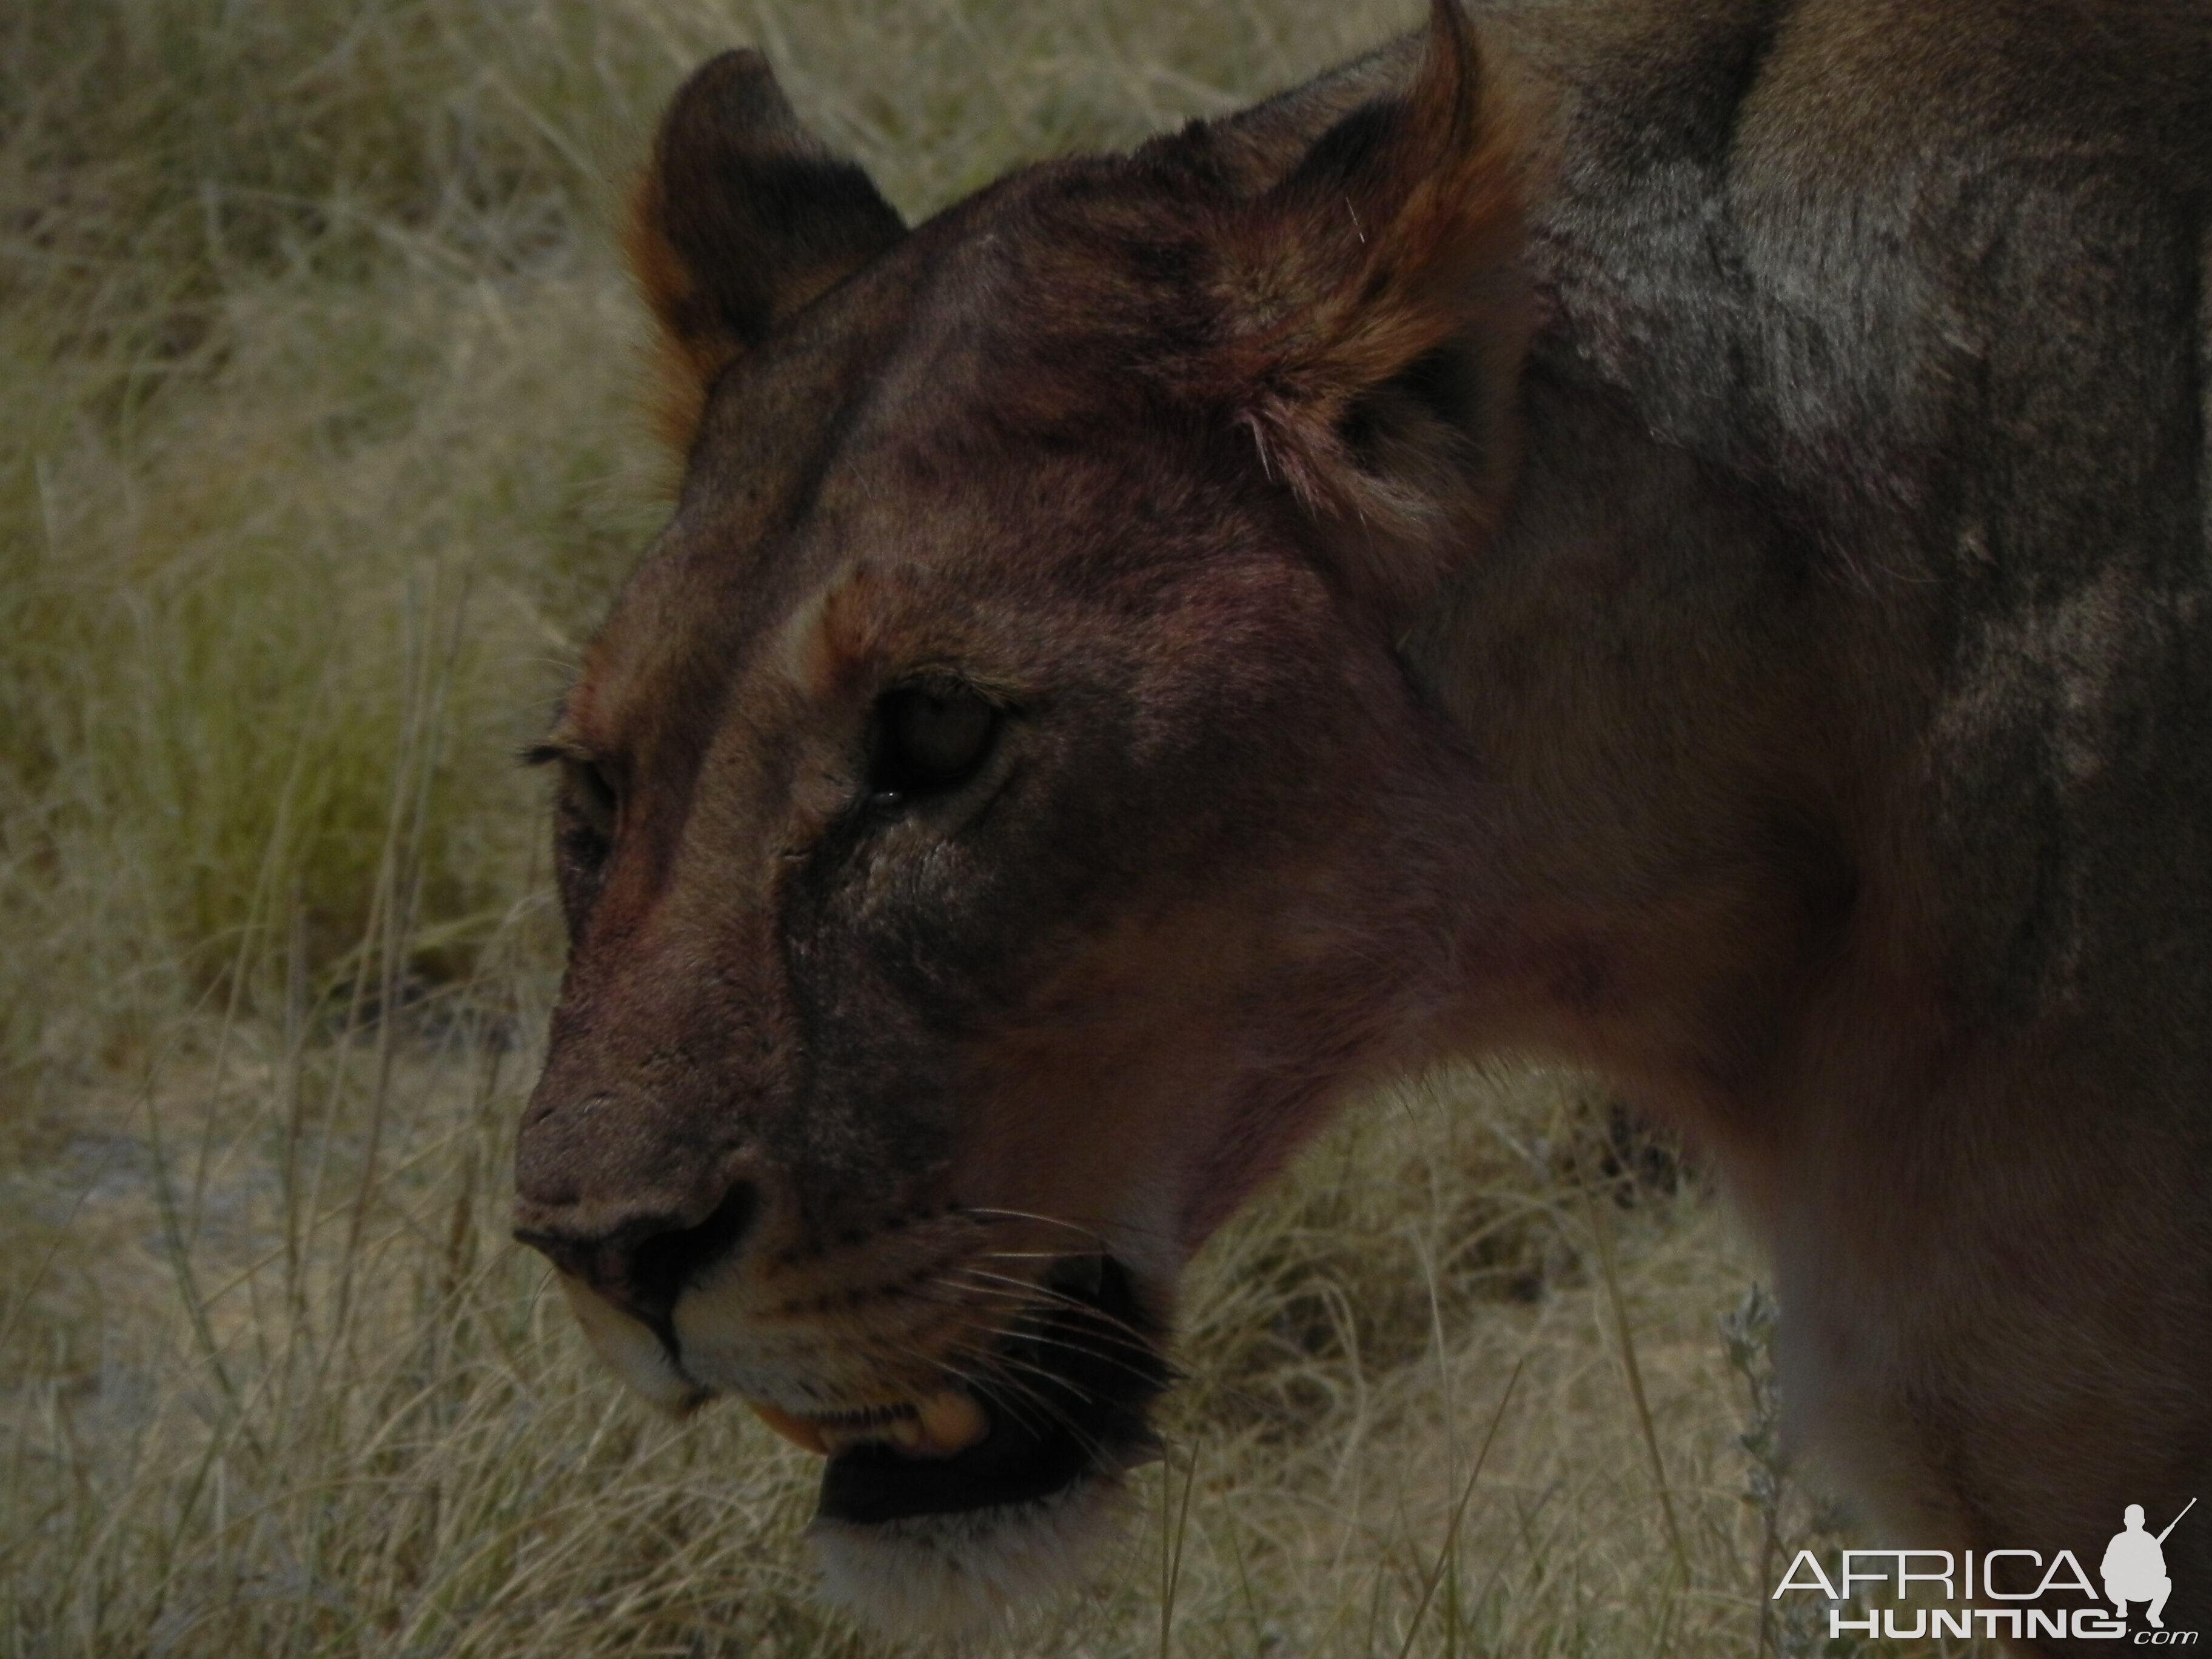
top-left (1504, 0), bottom-right (2209, 489)
top-left (1478, 0), bottom-right (2212, 1019)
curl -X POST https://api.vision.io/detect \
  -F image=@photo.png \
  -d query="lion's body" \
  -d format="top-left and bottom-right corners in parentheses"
top-left (1416, 3), bottom-right (2212, 1610)
top-left (515, 2), bottom-right (2212, 1646)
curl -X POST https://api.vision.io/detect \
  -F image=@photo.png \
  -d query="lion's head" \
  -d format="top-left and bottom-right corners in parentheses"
top-left (514, 4), bottom-right (1530, 1631)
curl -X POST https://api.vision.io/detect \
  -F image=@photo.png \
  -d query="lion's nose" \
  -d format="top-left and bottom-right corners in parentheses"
top-left (515, 1181), bottom-right (758, 1329)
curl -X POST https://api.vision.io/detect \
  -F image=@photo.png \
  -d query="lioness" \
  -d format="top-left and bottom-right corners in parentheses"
top-left (514, 0), bottom-right (2212, 1644)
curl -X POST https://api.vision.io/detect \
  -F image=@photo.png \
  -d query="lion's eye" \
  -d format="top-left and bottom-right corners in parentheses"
top-left (870, 686), bottom-right (999, 802)
top-left (565, 759), bottom-right (618, 841)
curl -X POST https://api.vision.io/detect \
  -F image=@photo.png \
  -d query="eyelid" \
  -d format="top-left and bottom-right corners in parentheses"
top-left (521, 741), bottom-right (574, 769)
top-left (531, 740), bottom-right (622, 850)
top-left (523, 737), bottom-right (612, 775)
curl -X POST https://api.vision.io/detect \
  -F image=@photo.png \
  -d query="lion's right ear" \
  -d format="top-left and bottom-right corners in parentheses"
top-left (628, 52), bottom-right (906, 449)
top-left (1151, 0), bottom-right (1532, 622)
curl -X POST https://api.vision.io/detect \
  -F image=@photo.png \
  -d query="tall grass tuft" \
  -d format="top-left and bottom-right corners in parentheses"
top-left (0, 1), bottom-right (1919, 1654)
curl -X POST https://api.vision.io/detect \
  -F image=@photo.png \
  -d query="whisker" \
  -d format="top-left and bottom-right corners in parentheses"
top-left (952, 1206), bottom-right (1108, 1242)
top-left (928, 1275), bottom-right (1171, 1396)
top-left (943, 1265), bottom-right (1160, 1352)
top-left (919, 1295), bottom-right (1155, 1417)
top-left (927, 1332), bottom-right (1082, 1439)
top-left (824, 1324), bottom-right (1073, 1441)
top-left (951, 1204), bottom-right (1181, 1268)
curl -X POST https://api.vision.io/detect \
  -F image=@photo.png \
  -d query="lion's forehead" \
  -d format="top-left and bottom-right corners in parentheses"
top-left (592, 423), bottom-right (1330, 799)
top-left (582, 175), bottom-right (1356, 776)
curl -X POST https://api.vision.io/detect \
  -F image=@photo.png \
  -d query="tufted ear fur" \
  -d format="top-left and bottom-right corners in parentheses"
top-left (1169, 0), bottom-right (1533, 618)
top-left (628, 51), bottom-right (907, 449)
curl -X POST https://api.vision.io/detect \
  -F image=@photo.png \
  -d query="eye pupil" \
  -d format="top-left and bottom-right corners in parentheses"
top-left (875, 686), bottom-right (998, 796)
top-left (899, 694), bottom-right (991, 776)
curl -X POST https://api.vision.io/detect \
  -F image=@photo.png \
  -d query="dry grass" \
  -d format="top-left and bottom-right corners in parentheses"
top-left (0, 1), bottom-right (1919, 1654)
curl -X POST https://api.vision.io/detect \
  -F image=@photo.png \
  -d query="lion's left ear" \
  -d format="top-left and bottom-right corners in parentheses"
top-left (1177, 0), bottom-right (1533, 617)
top-left (629, 51), bottom-right (907, 449)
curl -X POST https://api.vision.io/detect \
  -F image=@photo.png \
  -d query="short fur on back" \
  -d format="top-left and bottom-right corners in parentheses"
top-left (517, 2), bottom-right (2212, 1647)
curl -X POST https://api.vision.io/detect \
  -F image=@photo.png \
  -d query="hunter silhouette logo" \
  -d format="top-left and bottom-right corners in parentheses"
top-left (2107, 1501), bottom-right (2196, 1632)
top-left (1773, 1500), bottom-right (2200, 1644)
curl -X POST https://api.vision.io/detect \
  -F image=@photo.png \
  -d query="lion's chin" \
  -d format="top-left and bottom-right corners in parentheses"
top-left (799, 1252), bottom-right (1170, 1634)
top-left (811, 1474), bottom-right (1133, 1637)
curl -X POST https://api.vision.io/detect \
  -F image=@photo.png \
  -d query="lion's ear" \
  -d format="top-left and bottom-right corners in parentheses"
top-left (628, 52), bottom-right (906, 449)
top-left (1192, 0), bottom-right (1532, 616)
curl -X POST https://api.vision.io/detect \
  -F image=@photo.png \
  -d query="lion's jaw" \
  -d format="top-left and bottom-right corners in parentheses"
top-left (551, 1231), bottom-right (1172, 1636)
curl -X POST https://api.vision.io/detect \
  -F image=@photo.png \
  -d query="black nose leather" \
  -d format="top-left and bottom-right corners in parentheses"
top-left (515, 1182), bottom-right (758, 1328)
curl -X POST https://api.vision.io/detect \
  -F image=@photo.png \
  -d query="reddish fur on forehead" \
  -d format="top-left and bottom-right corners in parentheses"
top-left (780, 565), bottom-right (887, 700)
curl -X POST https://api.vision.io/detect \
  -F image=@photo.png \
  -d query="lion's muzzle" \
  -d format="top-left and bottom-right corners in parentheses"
top-left (514, 1090), bottom-right (1173, 1563)
top-left (515, 1179), bottom-right (760, 1342)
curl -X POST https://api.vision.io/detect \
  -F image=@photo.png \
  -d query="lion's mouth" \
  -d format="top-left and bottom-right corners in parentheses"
top-left (751, 1255), bottom-right (1170, 1526)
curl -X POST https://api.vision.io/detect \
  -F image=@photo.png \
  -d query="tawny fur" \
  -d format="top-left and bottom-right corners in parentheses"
top-left (518, 2), bottom-right (2212, 1651)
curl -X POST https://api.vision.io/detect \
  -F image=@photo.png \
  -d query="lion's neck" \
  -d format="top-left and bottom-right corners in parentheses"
top-left (1402, 357), bottom-right (1923, 1213)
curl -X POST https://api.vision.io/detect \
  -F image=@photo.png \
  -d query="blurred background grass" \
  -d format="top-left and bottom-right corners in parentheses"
top-left (0, 1), bottom-right (1898, 1654)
